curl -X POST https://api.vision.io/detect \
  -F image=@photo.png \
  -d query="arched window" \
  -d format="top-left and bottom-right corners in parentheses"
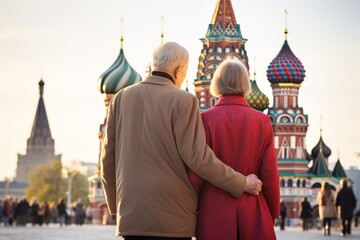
top-left (217, 47), bottom-right (222, 53)
top-left (280, 179), bottom-right (285, 187)
top-left (96, 181), bottom-right (102, 189)
top-left (297, 179), bottom-right (301, 187)
top-left (302, 179), bottom-right (306, 188)
top-left (287, 179), bottom-right (293, 187)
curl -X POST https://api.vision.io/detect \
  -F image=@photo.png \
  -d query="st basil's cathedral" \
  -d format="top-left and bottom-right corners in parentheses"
top-left (89, 0), bottom-right (348, 226)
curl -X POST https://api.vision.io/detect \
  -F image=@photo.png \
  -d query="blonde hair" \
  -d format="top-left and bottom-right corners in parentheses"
top-left (210, 59), bottom-right (251, 98)
top-left (320, 182), bottom-right (332, 197)
top-left (151, 42), bottom-right (189, 73)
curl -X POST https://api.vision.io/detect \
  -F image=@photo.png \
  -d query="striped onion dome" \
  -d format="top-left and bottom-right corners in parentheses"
top-left (98, 41), bottom-right (142, 94)
top-left (246, 80), bottom-right (269, 112)
top-left (267, 40), bottom-right (305, 84)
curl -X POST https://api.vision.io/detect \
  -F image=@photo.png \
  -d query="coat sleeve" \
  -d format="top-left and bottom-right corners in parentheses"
top-left (100, 95), bottom-right (118, 214)
top-left (175, 95), bottom-right (246, 198)
top-left (259, 118), bottom-right (280, 219)
top-left (187, 114), bottom-right (212, 197)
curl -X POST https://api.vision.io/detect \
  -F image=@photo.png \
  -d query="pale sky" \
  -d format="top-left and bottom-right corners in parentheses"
top-left (1, 0), bottom-right (359, 180)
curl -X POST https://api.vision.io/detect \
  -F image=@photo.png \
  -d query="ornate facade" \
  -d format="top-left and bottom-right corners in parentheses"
top-left (194, 0), bottom-right (249, 109)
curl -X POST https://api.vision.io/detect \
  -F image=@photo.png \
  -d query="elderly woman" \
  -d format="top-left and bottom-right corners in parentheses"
top-left (188, 59), bottom-right (280, 240)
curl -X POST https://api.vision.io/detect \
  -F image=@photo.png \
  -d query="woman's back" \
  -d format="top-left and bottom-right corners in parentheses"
top-left (190, 96), bottom-right (280, 240)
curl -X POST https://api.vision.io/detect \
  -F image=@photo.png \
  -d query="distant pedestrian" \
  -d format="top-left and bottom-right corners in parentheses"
top-left (30, 197), bottom-right (40, 226)
top-left (49, 201), bottom-right (58, 223)
top-left (2, 198), bottom-right (12, 226)
top-left (57, 198), bottom-right (66, 227)
top-left (0, 199), bottom-right (4, 226)
top-left (85, 205), bottom-right (93, 225)
top-left (38, 201), bottom-right (49, 225)
top-left (280, 201), bottom-right (287, 231)
top-left (75, 198), bottom-right (83, 225)
top-left (335, 179), bottom-right (357, 236)
top-left (355, 210), bottom-right (360, 227)
top-left (16, 198), bottom-right (29, 226)
top-left (299, 197), bottom-right (312, 231)
top-left (317, 182), bottom-right (336, 236)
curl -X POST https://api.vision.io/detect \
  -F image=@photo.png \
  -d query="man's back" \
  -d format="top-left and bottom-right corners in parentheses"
top-left (105, 75), bottom-right (199, 237)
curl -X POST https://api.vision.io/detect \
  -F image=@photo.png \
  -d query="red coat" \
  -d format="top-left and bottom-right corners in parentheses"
top-left (188, 96), bottom-right (280, 240)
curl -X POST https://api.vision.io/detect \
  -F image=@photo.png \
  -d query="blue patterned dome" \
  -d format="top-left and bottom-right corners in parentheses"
top-left (98, 42), bottom-right (142, 94)
top-left (267, 40), bottom-right (305, 84)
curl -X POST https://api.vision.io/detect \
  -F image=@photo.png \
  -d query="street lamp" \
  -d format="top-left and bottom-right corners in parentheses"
top-left (62, 167), bottom-right (78, 216)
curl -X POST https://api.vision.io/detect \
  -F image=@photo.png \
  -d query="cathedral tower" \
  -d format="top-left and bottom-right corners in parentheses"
top-left (16, 80), bottom-right (61, 183)
top-left (267, 19), bottom-right (310, 222)
top-left (194, 0), bottom-right (249, 109)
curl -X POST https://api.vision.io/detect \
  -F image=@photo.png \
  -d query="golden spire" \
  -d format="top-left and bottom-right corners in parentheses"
top-left (120, 17), bottom-right (124, 49)
top-left (161, 16), bottom-right (165, 45)
top-left (320, 114), bottom-right (323, 137)
top-left (319, 140), bottom-right (323, 153)
top-left (284, 9), bottom-right (288, 40)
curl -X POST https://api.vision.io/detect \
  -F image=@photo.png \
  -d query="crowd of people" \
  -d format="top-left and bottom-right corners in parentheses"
top-left (279, 179), bottom-right (358, 237)
top-left (0, 196), bottom-right (93, 227)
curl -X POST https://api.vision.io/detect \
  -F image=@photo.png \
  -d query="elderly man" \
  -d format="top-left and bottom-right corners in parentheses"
top-left (101, 42), bottom-right (262, 239)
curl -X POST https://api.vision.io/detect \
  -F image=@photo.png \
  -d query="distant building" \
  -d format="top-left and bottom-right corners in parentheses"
top-left (16, 79), bottom-right (61, 183)
top-left (346, 166), bottom-right (360, 211)
top-left (0, 80), bottom-right (61, 198)
top-left (0, 180), bottom-right (28, 199)
top-left (66, 160), bottom-right (97, 178)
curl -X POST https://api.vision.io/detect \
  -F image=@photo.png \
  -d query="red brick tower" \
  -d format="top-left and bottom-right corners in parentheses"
top-left (194, 0), bottom-right (249, 109)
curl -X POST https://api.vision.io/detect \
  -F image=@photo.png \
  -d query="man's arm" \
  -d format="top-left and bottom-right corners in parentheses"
top-left (175, 95), bottom-right (261, 197)
top-left (100, 95), bottom-right (118, 214)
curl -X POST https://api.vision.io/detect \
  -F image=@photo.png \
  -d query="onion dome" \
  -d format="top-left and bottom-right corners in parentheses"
top-left (332, 159), bottom-right (347, 179)
top-left (309, 146), bottom-right (331, 177)
top-left (311, 129), bottom-right (332, 159)
top-left (98, 37), bottom-right (142, 94)
top-left (246, 71), bottom-right (269, 112)
top-left (267, 27), bottom-right (305, 84)
top-left (306, 150), bottom-right (313, 161)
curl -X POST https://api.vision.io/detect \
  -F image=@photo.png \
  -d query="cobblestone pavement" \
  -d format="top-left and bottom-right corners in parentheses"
top-left (1, 224), bottom-right (360, 240)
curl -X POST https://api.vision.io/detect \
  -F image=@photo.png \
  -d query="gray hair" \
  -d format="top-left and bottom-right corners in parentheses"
top-left (151, 42), bottom-right (189, 72)
top-left (210, 59), bottom-right (251, 98)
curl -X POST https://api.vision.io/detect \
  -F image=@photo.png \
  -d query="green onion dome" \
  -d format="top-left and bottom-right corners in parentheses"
top-left (246, 79), bottom-right (269, 112)
top-left (98, 40), bottom-right (141, 94)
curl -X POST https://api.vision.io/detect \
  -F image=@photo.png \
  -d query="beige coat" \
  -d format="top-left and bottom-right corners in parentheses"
top-left (100, 75), bottom-right (246, 237)
top-left (317, 191), bottom-right (336, 219)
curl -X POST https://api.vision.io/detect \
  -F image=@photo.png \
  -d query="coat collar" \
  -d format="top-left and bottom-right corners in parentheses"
top-left (141, 75), bottom-right (176, 87)
top-left (214, 95), bottom-right (250, 107)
